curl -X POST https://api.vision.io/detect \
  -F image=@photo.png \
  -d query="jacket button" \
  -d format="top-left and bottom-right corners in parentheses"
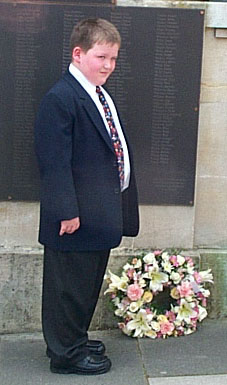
top-left (113, 161), bottom-right (117, 167)
top-left (114, 188), bottom-right (119, 194)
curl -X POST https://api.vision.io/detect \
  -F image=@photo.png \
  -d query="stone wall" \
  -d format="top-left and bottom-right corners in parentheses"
top-left (1, 1), bottom-right (227, 333)
top-left (1, 2), bottom-right (227, 251)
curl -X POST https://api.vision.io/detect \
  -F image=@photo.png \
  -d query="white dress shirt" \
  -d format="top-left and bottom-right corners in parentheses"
top-left (69, 63), bottom-right (130, 191)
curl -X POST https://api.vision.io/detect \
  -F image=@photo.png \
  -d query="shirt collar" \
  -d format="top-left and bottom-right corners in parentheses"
top-left (69, 63), bottom-right (97, 96)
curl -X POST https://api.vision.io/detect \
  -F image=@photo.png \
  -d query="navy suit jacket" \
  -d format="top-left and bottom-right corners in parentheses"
top-left (34, 68), bottom-right (139, 251)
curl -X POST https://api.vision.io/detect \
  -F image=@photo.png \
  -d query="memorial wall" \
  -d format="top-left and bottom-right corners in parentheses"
top-left (2, 1), bottom-right (227, 332)
top-left (0, 2), bottom-right (204, 205)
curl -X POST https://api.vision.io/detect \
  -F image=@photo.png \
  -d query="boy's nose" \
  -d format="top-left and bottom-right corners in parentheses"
top-left (103, 61), bottom-right (111, 69)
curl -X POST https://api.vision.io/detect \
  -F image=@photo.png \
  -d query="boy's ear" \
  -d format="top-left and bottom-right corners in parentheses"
top-left (72, 46), bottom-right (82, 63)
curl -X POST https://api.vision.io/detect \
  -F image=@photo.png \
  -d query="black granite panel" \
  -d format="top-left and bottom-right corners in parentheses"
top-left (0, 4), bottom-right (204, 204)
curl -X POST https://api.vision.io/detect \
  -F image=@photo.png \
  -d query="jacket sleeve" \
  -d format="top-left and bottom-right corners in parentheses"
top-left (34, 91), bottom-right (79, 222)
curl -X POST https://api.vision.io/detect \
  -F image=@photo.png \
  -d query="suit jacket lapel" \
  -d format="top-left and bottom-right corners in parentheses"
top-left (63, 70), bottom-right (115, 154)
top-left (82, 98), bottom-right (115, 154)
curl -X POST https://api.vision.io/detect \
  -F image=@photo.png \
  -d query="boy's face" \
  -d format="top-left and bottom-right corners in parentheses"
top-left (72, 41), bottom-right (119, 86)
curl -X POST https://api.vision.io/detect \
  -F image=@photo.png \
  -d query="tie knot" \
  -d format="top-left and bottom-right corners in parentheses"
top-left (96, 86), bottom-right (101, 94)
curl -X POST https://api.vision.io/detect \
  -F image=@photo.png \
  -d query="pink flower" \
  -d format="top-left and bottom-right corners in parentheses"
top-left (127, 283), bottom-right (144, 301)
top-left (177, 281), bottom-right (193, 298)
top-left (122, 298), bottom-right (130, 306)
top-left (160, 321), bottom-right (174, 335)
top-left (127, 269), bottom-right (135, 279)
top-left (194, 272), bottom-right (202, 284)
top-left (202, 298), bottom-right (207, 307)
top-left (169, 255), bottom-right (179, 267)
top-left (118, 322), bottom-right (126, 329)
top-left (191, 319), bottom-right (198, 328)
top-left (197, 292), bottom-right (204, 300)
top-left (178, 269), bottom-right (184, 278)
top-left (166, 311), bottom-right (176, 322)
top-left (154, 250), bottom-right (162, 256)
top-left (186, 257), bottom-right (194, 267)
top-left (133, 272), bottom-right (142, 283)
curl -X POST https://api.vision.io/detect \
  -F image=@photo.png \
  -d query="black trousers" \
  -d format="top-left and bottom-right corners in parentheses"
top-left (42, 246), bottom-right (110, 364)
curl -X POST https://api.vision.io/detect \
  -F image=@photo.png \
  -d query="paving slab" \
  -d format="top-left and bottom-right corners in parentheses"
top-left (148, 374), bottom-right (227, 385)
top-left (0, 330), bottom-right (147, 385)
top-left (139, 319), bottom-right (227, 378)
top-left (0, 320), bottom-right (227, 385)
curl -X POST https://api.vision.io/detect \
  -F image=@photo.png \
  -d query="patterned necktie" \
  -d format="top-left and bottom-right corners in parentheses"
top-left (96, 86), bottom-right (124, 190)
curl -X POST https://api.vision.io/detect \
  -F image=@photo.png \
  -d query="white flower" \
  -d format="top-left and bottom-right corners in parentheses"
top-left (114, 298), bottom-right (129, 317)
top-left (104, 270), bottom-right (129, 294)
top-left (143, 253), bottom-right (158, 266)
top-left (134, 259), bottom-right (142, 269)
top-left (146, 312), bottom-right (155, 323)
top-left (146, 264), bottom-right (157, 273)
top-left (145, 330), bottom-right (157, 339)
top-left (174, 319), bottom-right (182, 327)
top-left (175, 299), bottom-right (197, 323)
top-left (177, 255), bottom-right (185, 266)
top-left (200, 288), bottom-right (210, 298)
top-left (123, 263), bottom-right (133, 271)
top-left (161, 252), bottom-right (170, 262)
top-left (170, 272), bottom-right (181, 284)
top-left (199, 269), bottom-right (213, 283)
top-left (129, 302), bottom-right (140, 312)
top-left (143, 267), bottom-right (169, 292)
top-left (119, 324), bottom-right (132, 336)
top-left (186, 263), bottom-right (194, 275)
top-left (112, 297), bottom-right (120, 306)
top-left (138, 277), bottom-right (147, 288)
top-left (161, 260), bottom-right (172, 274)
top-left (126, 310), bottom-right (151, 337)
top-left (151, 321), bottom-right (161, 332)
top-left (197, 305), bottom-right (207, 321)
top-left (115, 308), bottom-right (126, 317)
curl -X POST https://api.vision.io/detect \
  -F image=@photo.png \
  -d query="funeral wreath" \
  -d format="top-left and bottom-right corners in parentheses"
top-left (104, 250), bottom-right (213, 338)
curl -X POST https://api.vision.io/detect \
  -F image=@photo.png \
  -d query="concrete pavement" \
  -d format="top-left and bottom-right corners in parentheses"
top-left (0, 319), bottom-right (227, 385)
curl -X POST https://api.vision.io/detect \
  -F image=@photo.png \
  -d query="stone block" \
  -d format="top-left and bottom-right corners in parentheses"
top-left (0, 204), bottom-right (7, 248)
top-left (206, 3), bottom-right (227, 28)
top-left (194, 177), bottom-right (227, 248)
top-left (197, 102), bottom-right (227, 177)
top-left (0, 202), bottom-right (40, 248)
top-left (133, 205), bottom-right (194, 249)
top-left (200, 251), bottom-right (227, 318)
top-left (202, 28), bottom-right (227, 85)
top-left (0, 250), bottom-right (43, 334)
top-left (200, 84), bottom-right (227, 104)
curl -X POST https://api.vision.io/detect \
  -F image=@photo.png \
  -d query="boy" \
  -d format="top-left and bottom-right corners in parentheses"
top-left (35, 18), bottom-right (139, 375)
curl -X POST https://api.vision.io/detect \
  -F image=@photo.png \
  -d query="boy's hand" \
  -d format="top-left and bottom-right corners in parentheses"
top-left (59, 217), bottom-right (80, 236)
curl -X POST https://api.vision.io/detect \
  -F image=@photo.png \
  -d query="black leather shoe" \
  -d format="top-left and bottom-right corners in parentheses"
top-left (86, 340), bottom-right (105, 355)
top-left (46, 340), bottom-right (105, 358)
top-left (50, 354), bottom-right (111, 375)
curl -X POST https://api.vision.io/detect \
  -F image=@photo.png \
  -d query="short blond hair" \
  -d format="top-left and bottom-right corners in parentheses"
top-left (70, 18), bottom-right (121, 54)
